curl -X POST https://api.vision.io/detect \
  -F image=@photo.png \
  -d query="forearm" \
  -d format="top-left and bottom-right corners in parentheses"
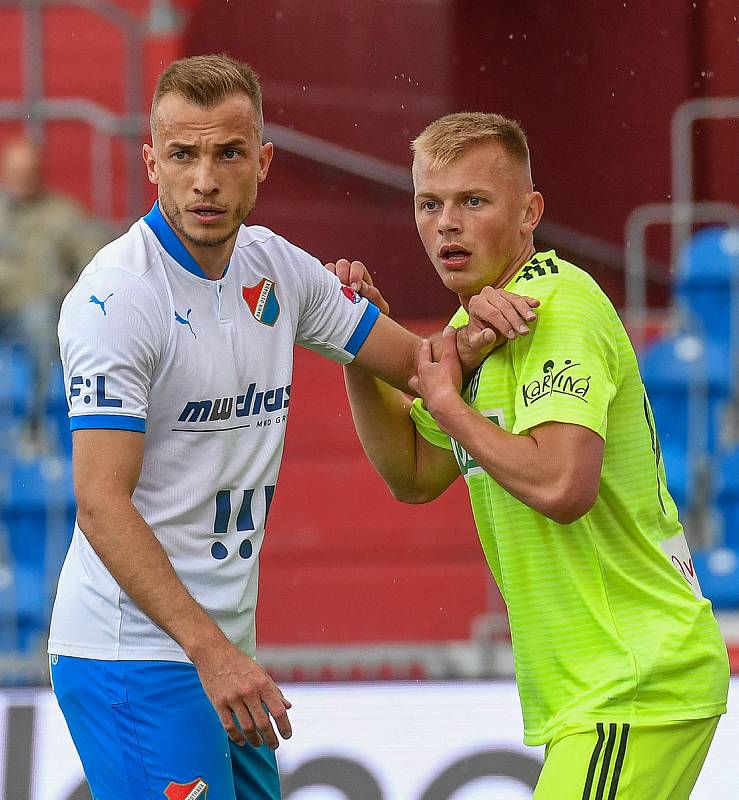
top-left (344, 363), bottom-right (421, 498)
top-left (431, 398), bottom-right (572, 521)
top-left (77, 496), bottom-right (226, 660)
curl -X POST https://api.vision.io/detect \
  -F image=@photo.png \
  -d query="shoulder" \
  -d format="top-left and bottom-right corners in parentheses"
top-left (37, 191), bottom-right (89, 220)
top-left (512, 251), bottom-right (613, 315)
top-left (64, 224), bottom-right (161, 308)
top-left (32, 191), bottom-right (90, 228)
top-left (61, 225), bottom-right (167, 335)
top-left (235, 225), bottom-right (320, 269)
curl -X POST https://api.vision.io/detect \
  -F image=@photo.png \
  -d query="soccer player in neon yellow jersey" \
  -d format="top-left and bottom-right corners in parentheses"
top-left (338, 113), bottom-right (729, 798)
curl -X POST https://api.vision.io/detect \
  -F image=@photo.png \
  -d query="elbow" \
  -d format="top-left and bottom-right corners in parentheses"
top-left (387, 481), bottom-right (440, 505)
top-left (75, 495), bottom-right (106, 535)
top-left (75, 487), bottom-right (130, 534)
top-left (540, 480), bottom-right (598, 525)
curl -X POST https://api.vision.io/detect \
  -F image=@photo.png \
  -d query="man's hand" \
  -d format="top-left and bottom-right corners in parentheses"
top-left (456, 287), bottom-right (540, 377)
top-left (192, 639), bottom-right (292, 750)
top-left (325, 258), bottom-right (390, 315)
top-left (409, 326), bottom-right (465, 419)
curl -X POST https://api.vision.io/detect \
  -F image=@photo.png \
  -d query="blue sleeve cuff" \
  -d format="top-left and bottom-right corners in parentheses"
top-left (344, 302), bottom-right (381, 356)
top-left (70, 414), bottom-right (146, 433)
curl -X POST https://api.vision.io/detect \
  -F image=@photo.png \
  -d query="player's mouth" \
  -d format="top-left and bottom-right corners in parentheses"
top-left (439, 243), bottom-right (472, 270)
top-left (188, 205), bottom-right (227, 224)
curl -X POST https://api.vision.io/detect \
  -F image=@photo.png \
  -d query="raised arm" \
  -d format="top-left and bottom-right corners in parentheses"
top-left (73, 428), bottom-right (292, 749)
top-left (411, 328), bottom-right (604, 523)
top-left (346, 328), bottom-right (461, 503)
top-left (326, 259), bottom-right (540, 503)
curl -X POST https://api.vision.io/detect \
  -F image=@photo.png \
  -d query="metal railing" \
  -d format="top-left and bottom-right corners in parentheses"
top-left (625, 201), bottom-right (739, 351)
top-left (0, 0), bottom-right (181, 217)
top-left (671, 97), bottom-right (739, 264)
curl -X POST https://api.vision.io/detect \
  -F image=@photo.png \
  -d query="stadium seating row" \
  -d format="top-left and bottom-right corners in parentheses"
top-left (641, 226), bottom-right (739, 607)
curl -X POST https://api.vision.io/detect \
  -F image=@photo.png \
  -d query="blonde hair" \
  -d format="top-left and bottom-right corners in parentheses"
top-left (151, 54), bottom-right (263, 136)
top-left (412, 112), bottom-right (529, 172)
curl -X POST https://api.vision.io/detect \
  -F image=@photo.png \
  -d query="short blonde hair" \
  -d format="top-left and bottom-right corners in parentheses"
top-left (151, 54), bottom-right (263, 136)
top-left (412, 112), bottom-right (529, 171)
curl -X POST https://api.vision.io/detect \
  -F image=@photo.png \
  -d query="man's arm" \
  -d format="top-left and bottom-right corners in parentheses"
top-left (325, 258), bottom-right (539, 502)
top-left (327, 258), bottom-right (540, 382)
top-left (410, 329), bottom-right (604, 523)
top-left (343, 361), bottom-right (460, 503)
top-left (73, 429), bottom-right (292, 750)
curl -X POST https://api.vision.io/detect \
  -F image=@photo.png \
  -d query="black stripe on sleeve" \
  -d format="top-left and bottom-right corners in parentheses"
top-left (594, 724), bottom-right (619, 800)
top-left (606, 724), bottom-right (631, 800)
top-left (581, 723), bottom-right (606, 800)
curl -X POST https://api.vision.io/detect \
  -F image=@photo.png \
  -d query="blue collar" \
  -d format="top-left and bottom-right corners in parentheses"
top-left (143, 201), bottom-right (228, 280)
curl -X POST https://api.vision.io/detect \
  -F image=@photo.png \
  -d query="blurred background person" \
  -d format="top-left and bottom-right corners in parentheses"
top-left (0, 138), bottom-right (111, 449)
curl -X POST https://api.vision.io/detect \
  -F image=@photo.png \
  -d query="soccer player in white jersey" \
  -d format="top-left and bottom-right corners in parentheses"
top-left (45, 55), bottom-right (517, 800)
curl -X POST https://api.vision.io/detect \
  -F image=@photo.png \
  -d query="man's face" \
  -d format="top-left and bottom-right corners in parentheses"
top-left (143, 92), bottom-right (272, 254)
top-left (1, 140), bottom-right (43, 201)
top-left (413, 141), bottom-right (539, 301)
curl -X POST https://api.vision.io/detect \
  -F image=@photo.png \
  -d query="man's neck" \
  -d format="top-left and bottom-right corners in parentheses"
top-left (493, 242), bottom-right (536, 290)
top-left (188, 245), bottom-right (233, 281)
top-left (159, 203), bottom-right (235, 280)
top-left (459, 243), bottom-right (537, 310)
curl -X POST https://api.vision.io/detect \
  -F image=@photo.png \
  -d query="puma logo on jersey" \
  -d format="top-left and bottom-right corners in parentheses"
top-left (175, 308), bottom-right (197, 338)
top-left (89, 293), bottom-right (114, 316)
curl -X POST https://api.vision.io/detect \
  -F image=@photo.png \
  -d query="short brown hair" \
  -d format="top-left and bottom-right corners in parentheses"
top-left (151, 54), bottom-right (263, 136)
top-left (412, 112), bottom-right (529, 172)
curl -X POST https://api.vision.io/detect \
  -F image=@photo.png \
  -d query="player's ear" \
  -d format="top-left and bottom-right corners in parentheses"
top-left (522, 191), bottom-right (544, 235)
top-left (257, 141), bottom-right (274, 183)
top-left (143, 144), bottom-right (159, 185)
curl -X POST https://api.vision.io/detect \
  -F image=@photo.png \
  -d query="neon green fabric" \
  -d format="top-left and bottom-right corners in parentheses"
top-left (411, 250), bottom-right (729, 745)
top-left (533, 716), bottom-right (720, 799)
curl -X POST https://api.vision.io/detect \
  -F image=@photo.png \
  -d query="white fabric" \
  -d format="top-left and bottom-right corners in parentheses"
top-left (48, 214), bottom-right (378, 662)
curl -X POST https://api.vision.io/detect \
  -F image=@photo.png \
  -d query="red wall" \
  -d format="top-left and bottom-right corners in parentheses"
top-left (186, 0), bottom-right (460, 319)
top-left (450, 1), bottom-right (738, 284)
top-left (186, 0), bottom-right (738, 314)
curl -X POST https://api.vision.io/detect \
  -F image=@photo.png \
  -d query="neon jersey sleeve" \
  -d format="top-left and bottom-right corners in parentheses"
top-left (509, 276), bottom-right (618, 439)
top-left (59, 268), bottom-right (166, 432)
top-left (291, 246), bottom-right (380, 364)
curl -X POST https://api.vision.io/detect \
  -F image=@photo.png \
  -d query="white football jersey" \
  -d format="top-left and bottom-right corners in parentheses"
top-left (48, 203), bottom-right (379, 662)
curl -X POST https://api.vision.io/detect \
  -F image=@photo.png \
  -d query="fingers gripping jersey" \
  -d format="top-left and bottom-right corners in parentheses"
top-left (49, 203), bottom-right (379, 661)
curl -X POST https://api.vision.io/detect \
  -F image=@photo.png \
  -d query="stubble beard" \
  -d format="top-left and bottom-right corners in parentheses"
top-left (159, 190), bottom-right (256, 249)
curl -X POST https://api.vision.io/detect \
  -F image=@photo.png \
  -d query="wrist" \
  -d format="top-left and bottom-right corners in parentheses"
top-left (426, 390), bottom-right (467, 432)
top-left (182, 620), bottom-right (230, 665)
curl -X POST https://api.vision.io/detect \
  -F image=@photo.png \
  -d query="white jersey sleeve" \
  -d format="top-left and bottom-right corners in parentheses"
top-left (59, 266), bottom-right (167, 433)
top-left (290, 244), bottom-right (380, 363)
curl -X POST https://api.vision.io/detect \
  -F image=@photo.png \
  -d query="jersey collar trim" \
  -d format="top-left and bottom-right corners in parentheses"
top-left (143, 202), bottom-right (231, 280)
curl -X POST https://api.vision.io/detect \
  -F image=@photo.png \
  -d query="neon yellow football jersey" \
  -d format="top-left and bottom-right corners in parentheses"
top-left (411, 250), bottom-right (729, 745)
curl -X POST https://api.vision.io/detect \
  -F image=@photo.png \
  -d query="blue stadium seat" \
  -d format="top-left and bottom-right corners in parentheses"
top-left (0, 546), bottom-right (18, 653)
top-left (45, 361), bottom-right (71, 454)
top-left (0, 343), bottom-right (33, 425)
top-left (693, 547), bottom-right (739, 609)
top-left (675, 226), bottom-right (739, 350)
top-left (1, 455), bottom-right (76, 651)
top-left (641, 334), bottom-right (732, 461)
top-left (715, 447), bottom-right (739, 549)
top-left (660, 441), bottom-right (690, 512)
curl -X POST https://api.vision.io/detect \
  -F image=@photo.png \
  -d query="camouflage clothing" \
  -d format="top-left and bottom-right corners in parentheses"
top-left (0, 190), bottom-right (110, 314)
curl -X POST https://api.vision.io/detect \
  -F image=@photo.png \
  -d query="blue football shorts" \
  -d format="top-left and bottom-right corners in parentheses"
top-left (50, 655), bottom-right (280, 800)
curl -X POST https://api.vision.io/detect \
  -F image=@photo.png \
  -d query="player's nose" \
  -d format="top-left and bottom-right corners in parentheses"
top-left (438, 211), bottom-right (462, 235)
top-left (192, 158), bottom-right (219, 195)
